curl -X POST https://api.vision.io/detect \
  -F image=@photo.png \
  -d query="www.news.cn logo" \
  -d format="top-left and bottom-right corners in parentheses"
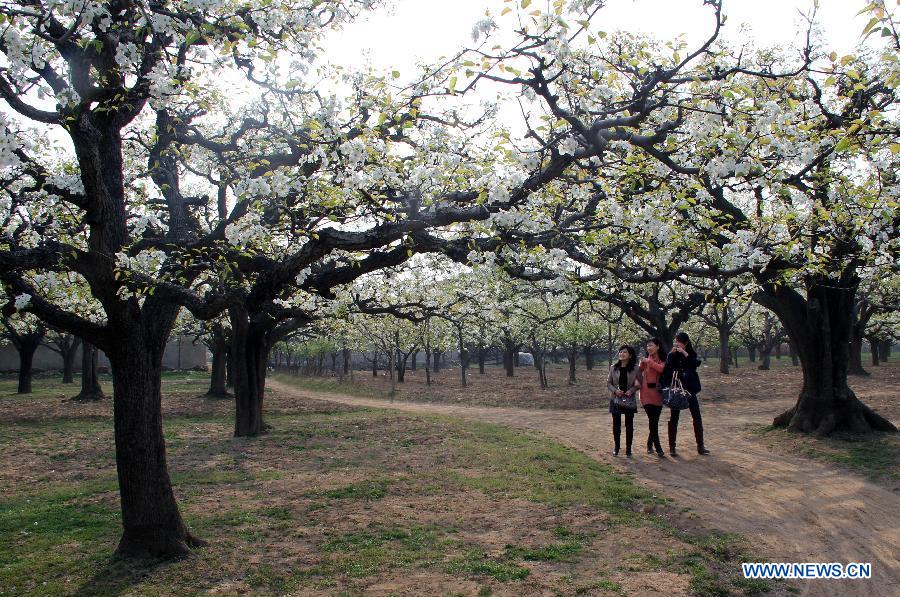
top-left (742, 562), bottom-right (872, 580)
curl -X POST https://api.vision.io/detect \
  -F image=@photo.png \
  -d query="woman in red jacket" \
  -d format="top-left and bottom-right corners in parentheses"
top-left (639, 337), bottom-right (666, 457)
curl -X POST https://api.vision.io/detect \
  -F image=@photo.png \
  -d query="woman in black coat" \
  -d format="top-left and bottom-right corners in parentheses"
top-left (660, 331), bottom-right (710, 457)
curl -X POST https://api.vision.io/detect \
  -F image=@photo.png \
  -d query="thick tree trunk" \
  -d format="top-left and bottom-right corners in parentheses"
top-left (848, 330), bottom-right (869, 376)
top-left (410, 349), bottom-right (418, 371)
top-left (433, 350), bottom-right (441, 373)
top-left (108, 340), bottom-right (203, 558)
top-left (584, 345), bottom-right (595, 370)
top-left (425, 349), bottom-right (432, 386)
top-left (879, 340), bottom-right (891, 362)
top-left (207, 345), bottom-right (228, 397)
top-left (62, 346), bottom-right (77, 384)
top-left (758, 283), bottom-right (896, 435)
top-left (230, 307), bottom-right (268, 437)
top-left (567, 350), bottom-right (577, 385)
top-left (54, 335), bottom-right (81, 385)
top-left (747, 345), bottom-right (757, 362)
top-left (503, 347), bottom-right (515, 377)
top-left (372, 351), bottom-right (379, 377)
top-left (869, 338), bottom-right (880, 367)
top-left (206, 327), bottom-right (229, 398)
top-left (758, 348), bottom-right (772, 371)
top-left (72, 342), bottom-right (105, 401)
top-left (17, 340), bottom-right (38, 394)
top-left (718, 327), bottom-right (730, 374)
top-left (225, 348), bottom-right (234, 388)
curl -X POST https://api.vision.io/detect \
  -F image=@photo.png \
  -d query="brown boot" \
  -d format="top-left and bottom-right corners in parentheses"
top-left (693, 418), bottom-right (710, 455)
top-left (668, 418), bottom-right (678, 457)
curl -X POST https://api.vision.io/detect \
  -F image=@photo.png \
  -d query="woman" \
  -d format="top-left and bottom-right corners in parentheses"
top-left (607, 345), bottom-right (642, 457)
top-left (638, 337), bottom-right (666, 458)
top-left (660, 331), bottom-right (710, 456)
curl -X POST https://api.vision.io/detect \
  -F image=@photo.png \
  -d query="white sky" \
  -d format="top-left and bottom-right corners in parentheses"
top-left (324, 0), bottom-right (873, 75)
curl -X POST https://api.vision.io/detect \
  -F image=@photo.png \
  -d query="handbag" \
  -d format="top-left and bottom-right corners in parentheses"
top-left (612, 392), bottom-right (637, 410)
top-left (662, 371), bottom-right (691, 410)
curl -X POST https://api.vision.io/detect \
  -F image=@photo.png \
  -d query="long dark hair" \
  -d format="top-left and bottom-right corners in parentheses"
top-left (616, 344), bottom-right (637, 372)
top-left (674, 331), bottom-right (697, 359)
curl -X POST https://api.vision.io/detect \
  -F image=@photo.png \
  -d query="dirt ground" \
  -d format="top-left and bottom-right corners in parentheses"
top-left (271, 359), bottom-right (900, 597)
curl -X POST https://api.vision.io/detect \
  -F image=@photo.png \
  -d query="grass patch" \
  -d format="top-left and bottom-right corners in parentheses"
top-left (442, 421), bottom-right (661, 521)
top-left (273, 373), bottom-right (388, 400)
top-left (1, 379), bottom-right (762, 594)
top-left (754, 424), bottom-right (900, 482)
top-left (446, 549), bottom-right (531, 581)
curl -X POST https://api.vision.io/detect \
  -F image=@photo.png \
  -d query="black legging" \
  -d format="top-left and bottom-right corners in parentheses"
top-left (668, 393), bottom-right (704, 449)
top-left (643, 404), bottom-right (663, 452)
top-left (611, 411), bottom-right (634, 452)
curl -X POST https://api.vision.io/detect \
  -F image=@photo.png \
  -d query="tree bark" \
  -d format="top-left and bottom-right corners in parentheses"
top-left (584, 345), bottom-right (595, 370)
top-left (567, 348), bottom-right (577, 385)
top-left (16, 338), bottom-right (38, 394)
top-left (72, 342), bottom-right (105, 401)
top-left (757, 283), bottom-right (896, 435)
top-left (108, 338), bottom-right (203, 558)
top-left (718, 327), bottom-right (730, 374)
top-left (230, 306), bottom-right (268, 437)
top-left (879, 340), bottom-right (891, 362)
top-left (206, 326), bottom-right (229, 398)
top-left (848, 327), bottom-right (869, 376)
top-left (868, 338), bottom-right (880, 367)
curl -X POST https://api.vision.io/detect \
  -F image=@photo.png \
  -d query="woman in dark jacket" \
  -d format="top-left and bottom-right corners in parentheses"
top-left (607, 345), bottom-right (642, 457)
top-left (660, 331), bottom-right (710, 457)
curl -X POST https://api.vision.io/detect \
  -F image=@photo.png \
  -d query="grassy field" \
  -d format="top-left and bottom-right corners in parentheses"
top-left (0, 373), bottom-right (776, 595)
top-left (283, 360), bottom-right (900, 487)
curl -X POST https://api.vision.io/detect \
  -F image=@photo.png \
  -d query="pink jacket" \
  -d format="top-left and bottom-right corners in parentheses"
top-left (639, 355), bottom-right (665, 406)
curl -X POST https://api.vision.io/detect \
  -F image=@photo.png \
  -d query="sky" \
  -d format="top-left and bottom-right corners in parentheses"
top-left (323, 0), bottom-right (873, 75)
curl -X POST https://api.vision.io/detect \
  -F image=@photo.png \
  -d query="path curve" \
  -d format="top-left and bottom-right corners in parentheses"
top-left (269, 380), bottom-right (900, 596)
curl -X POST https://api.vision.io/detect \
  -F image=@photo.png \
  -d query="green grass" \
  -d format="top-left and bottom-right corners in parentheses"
top-left (272, 373), bottom-right (389, 400)
top-left (754, 424), bottom-right (900, 481)
top-left (441, 421), bottom-right (661, 521)
top-left (0, 378), bottom-right (761, 594)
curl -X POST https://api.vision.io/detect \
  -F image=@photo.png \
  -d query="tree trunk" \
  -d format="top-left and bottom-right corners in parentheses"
top-left (108, 338), bottom-right (203, 558)
top-left (410, 349), bottom-right (418, 371)
top-left (584, 345), bottom-right (595, 370)
top-left (758, 283), bottom-right (896, 435)
top-left (747, 345), bottom-right (757, 362)
top-left (425, 349), bottom-right (432, 386)
top-left (457, 327), bottom-right (467, 388)
top-left (230, 306), bottom-right (269, 437)
top-left (718, 327), bottom-right (731, 374)
top-left (567, 349), bottom-right (577, 385)
top-left (758, 347), bottom-right (771, 371)
top-left (848, 328), bottom-right (869, 376)
top-left (503, 344), bottom-right (515, 377)
top-left (206, 327), bottom-right (229, 398)
top-left (55, 335), bottom-right (81, 384)
top-left (372, 351), bottom-right (379, 377)
top-left (16, 338), bottom-right (39, 394)
top-left (72, 342), bottom-right (106, 401)
top-left (477, 345), bottom-right (486, 374)
top-left (62, 345), bottom-right (77, 384)
top-left (879, 340), bottom-right (891, 362)
top-left (225, 348), bottom-right (234, 388)
top-left (869, 338), bottom-right (880, 367)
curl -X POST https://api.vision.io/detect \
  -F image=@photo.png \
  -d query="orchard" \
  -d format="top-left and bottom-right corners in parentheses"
top-left (0, 0), bottom-right (897, 593)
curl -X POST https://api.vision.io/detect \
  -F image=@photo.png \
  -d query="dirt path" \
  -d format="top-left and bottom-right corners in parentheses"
top-left (268, 380), bottom-right (900, 596)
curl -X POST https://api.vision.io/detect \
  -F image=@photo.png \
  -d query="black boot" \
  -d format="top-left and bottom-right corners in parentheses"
top-left (694, 418), bottom-right (710, 455)
top-left (668, 418), bottom-right (678, 457)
